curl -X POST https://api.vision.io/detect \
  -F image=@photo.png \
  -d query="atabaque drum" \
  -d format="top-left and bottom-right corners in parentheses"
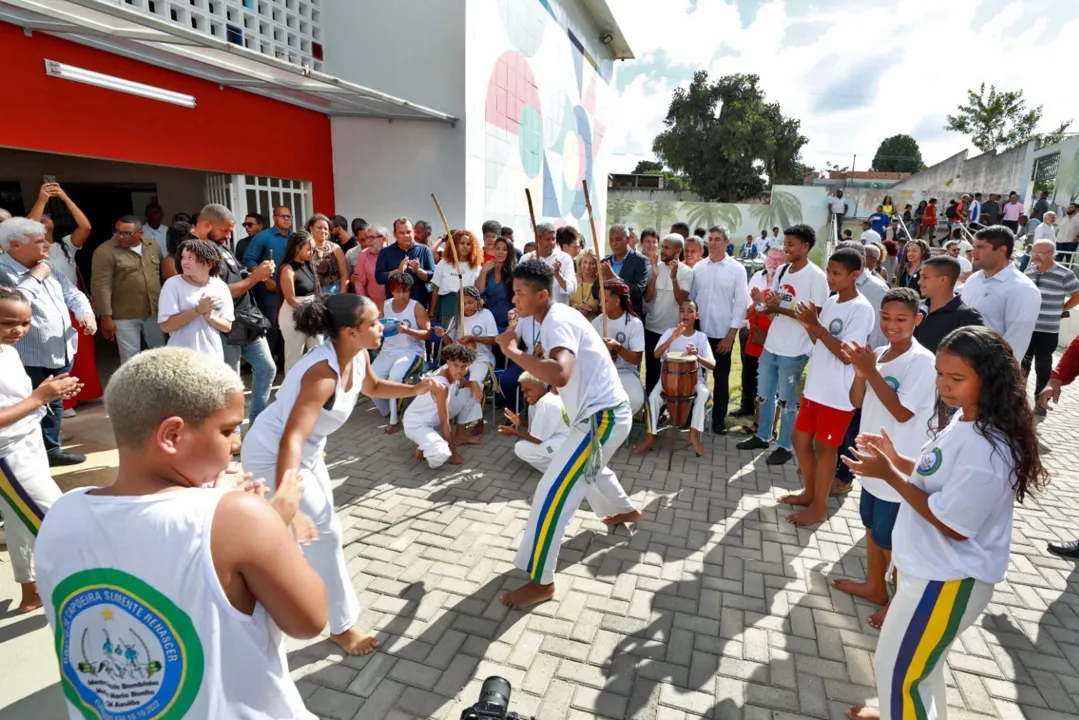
top-left (661, 352), bottom-right (698, 427)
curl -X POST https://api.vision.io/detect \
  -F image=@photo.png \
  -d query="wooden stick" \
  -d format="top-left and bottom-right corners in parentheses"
top-left (525, 188), bottom-right (539, 248)
top-left (582, 179), bottom-right (607, 337)
top-left (430, 194), bottom-right (465, 338)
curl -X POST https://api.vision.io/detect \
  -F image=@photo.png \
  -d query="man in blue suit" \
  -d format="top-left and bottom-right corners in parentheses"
top-left (596, 224), bottom-right (651, 317)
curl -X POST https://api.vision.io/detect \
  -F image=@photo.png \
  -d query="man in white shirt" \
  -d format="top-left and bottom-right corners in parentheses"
top-left (860, 219), bottom-right (882, 246)
top-left (736, 224), bottom-right (829, 465)
top-left (1058, 202), bottom-right (1079, 255)
top-left (643, 233), bottom-right (693, 392)
top-left (142, 203), bottom-right (168, 258)
top-left (521, 222), bottom-right (577, 305)
top-left (960, 225), bottom-right (1041, 360)
top-left (829, 190), bottom-right (849, 243)
top-left (752, 230), bottom-right (771, 257)
top-left (691, 226), bottom-right (749, 434)
top-left (944, 239), bottom-right (973, 285)
top-left (1034, 211), bottom-right (1057, 242)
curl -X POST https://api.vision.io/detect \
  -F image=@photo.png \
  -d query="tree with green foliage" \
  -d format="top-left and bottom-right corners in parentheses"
top-left (871, 134), bottom-right (926, 173)
top-left (652, 72), bottom-right (808, 202)
top-left (945, 84), bottom-right (1072, 153)
top-left (632, 160), bottom-right (663, 174)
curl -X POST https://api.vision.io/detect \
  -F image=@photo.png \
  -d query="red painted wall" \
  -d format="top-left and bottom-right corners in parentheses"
top-left (0, 21), bottom-right (335, 212)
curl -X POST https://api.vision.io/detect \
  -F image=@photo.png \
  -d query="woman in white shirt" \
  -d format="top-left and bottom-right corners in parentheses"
top-left (842, 326), bottom-right (1046, 720)
top-left (430, 229), bottom-right (482, 329)
top-left (158, 239), bottom-right (234, 360)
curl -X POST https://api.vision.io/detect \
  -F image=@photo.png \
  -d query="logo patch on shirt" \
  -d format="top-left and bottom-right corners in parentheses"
top-left (471, 324), bottom-right (484, 336)
top-left (828, 318), bottom-right (844, 337)
top-left (884, 375), bottom-right (900, 392)
top-left (917, 447), bottom-right (943, 476)
top-left (615, 331), bottom-right (628, 344)
top-left (52, 568), bottom-right (204, 720)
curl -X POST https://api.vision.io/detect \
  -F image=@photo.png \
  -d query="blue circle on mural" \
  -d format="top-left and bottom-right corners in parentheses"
top-left (496, 0), bottom-right (548, 57)
top-left (519, 104), bottom-right (544, 179)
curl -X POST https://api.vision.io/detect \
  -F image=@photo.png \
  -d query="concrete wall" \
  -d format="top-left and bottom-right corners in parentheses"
top-left (0, 148), bottom-right (206, 218)
top-left (465, 0), bottom-right (618, 248)
top-left (604, 188), bottom-right (704, 203)
top-left (323, 0), bottom-right (468, 227)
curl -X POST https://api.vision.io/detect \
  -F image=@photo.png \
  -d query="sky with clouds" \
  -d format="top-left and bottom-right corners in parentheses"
top-left (605, 0), bottom-right (1076, 176)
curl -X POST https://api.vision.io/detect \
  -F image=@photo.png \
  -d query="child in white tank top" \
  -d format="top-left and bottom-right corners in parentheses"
top-left (372, 271), bottom-right (431, 432)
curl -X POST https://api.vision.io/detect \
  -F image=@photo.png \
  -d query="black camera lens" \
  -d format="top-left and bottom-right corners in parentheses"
top-left (478, 676), bottom-right (511, 710)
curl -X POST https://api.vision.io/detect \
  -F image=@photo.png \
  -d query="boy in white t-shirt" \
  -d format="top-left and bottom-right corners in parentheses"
top-left (498, 372), bottom-right (570, 472)
top-left (634, 300), bottom-right (715, 456)
top-left (158, 239), bottom-right (235, 360)
top-left (784, 247), bottom-right (875, 526)
top-left (830, 287), bottom-right (936, 629)
top-left (736, 225), bottom-right (829, 466)
top-left (403, 343), bottom-right (484, 468)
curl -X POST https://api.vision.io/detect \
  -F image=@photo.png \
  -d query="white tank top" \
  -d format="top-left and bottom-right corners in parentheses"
top-left (244, 341), bottom-right (366, 469)
top-left (34, 487), bottom-right (315, 719)
top-left (402, 375), bottom-right (452, 429)
top-left (381, 298), bottom-right (425, 356)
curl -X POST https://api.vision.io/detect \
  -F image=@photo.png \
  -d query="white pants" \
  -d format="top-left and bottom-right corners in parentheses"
top-left (114, 317), bottom-right (165, 365)
top-left (617, 367), bottom-right (645, 416)
top-left (241, 452), bottom-right (360, 636)
top-left (0, 432), bottom-right (62, 583)
top-left (467, 360), bottom-right (490, 386)
top-left (644, 381), bottom-right (710, 433)
top-left (514, 439), bottom-right (559, 473)
top-left (874, 573), bottom-right (994, 719)
top-left (278, 302), bottom-right (323, 373)
top-left (513, 403), bottom-right (636, 585)
top-left (371, 350), bottom-right (425, 425)
top-left (403, 385), bottom-right (483, 468)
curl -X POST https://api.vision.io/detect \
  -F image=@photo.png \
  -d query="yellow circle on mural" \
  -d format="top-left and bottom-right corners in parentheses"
top-left (562, 132), bottom-right (580, 188)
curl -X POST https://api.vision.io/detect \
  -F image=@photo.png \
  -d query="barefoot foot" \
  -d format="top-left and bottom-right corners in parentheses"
top-left (456, 435), bottom-right (482, 446)
top-left (846, 705), bottom-right (880, 720)
top-left (868, 603), bottom-right (890, 630)
top-left (414, 448), bottom-right (424, 462)
top-left (384, 424), bottom-right (400, 435)
top-left (830, 578), bottom-right (889, 606)
top-left (330, 627), bottom-right (381, 656)
top-left (18, 582), bottom-right (42, 613)
top-left (633, 435), bottom-right (655, 453)
top-left (471, 420), bottom-right (485, 437)
top-left (500, 582), bottom-right (555, 610)
top-left (779, 493), bottom-right (811, 506)
top-left (786, 508), bottom-right (827, 526)
top-left (689, 434), bottom-right (706, 456)
top-left (604, 509), bottom-right (643, 526)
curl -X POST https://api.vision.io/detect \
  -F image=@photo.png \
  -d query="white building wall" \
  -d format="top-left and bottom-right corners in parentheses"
top-left (464, 0), bottom-right (618, 250)
top-left (322, 0), bottom-right (468, 227)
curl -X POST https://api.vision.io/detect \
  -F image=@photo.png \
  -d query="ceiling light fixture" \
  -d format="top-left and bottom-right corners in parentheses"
top-left (44, 59), bottom-right (196, 108)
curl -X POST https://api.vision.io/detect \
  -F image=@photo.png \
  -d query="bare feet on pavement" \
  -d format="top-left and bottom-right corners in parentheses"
top-left (456, 435), bottom-right (482, 446)
top-left (786, 508), bottom-right (826, 526)
top-left (330, 627), bottom-right (381, 656)
top-left (846, 705), bottom-right (880, 719)
top-left (18, 583), bottom-right (42, 613)
top-left (384, 423), bottom-right (399, 435)
top-left (500, 582), bottom-right (555, 610)
top-left (868, 603), bottom-right (890, 630)
top-left (831, 578), bottom-right (889, 606)
top-left (604, 509), bottom-right (643, 526)
top-left (633, 435), bottom-right (655, 453)
top-left (414, 448), bottom-right (424, 462)
top-left (779, 493), bottom-right (811, 506)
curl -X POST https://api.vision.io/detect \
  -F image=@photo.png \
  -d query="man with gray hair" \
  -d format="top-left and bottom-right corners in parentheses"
top-left (0, 218), bottom-right (96, 466)
top-left (1024, 238), bottom-right (1079, 413)
top-left (349, 224), bottom-right (389, 308)
top-left (643, 232), bottom-right (693, 391)
top-left (598, 223), bottom-right (650, 317)
top-left (522, 221), bottom-right (576, 304)
top-left (34, 347), bottom-right (328, 718)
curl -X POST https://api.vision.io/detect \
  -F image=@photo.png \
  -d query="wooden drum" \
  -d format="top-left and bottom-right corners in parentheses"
top-left (661, 352), bottom-right (698, 427)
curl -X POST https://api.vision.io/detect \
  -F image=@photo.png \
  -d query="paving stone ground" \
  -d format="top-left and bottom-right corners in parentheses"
top-left (3, 373), bottom-right (1079, 719)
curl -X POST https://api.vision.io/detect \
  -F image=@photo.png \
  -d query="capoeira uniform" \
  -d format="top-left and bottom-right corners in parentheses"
top-left (514, 303), bottom-right (638, 585)
top-left (874, 413), bottom-right (1013, 719)
top-left (241, 342), bottom-right (364, 636)
top-left (0, 345), bottom-right (61, 585)
top-left (513, 392), bottom-right (571, 473)
top-left (644, 328), bottom-right (714, 433)
top-left (591, 312), bottom-right (646, 416)
top-left (36, 487), bottom-right (315, 719)
top-left (402, 374), bottom-right (483, 468)
top-left (372, 298), bottom-right (425, 425)
top-left (446, 308), bottom-right (498, 386)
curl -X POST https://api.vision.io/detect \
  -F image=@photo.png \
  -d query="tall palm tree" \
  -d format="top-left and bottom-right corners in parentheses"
top-left (748, 190), bottom-right (803, 232)
top-left (682, 202), bottom-right (742, 233)
top-left (607, 198), bottom-right (638, 225)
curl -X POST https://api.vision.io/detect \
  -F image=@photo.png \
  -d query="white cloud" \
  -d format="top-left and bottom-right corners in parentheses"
top-left (606, 0), bottom-right (1077, 175)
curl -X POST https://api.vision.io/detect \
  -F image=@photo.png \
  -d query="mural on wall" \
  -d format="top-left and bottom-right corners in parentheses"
top-left (483, 0), bottom-right (612, 246)
top-left (607, 185), bottom-right (830, 249)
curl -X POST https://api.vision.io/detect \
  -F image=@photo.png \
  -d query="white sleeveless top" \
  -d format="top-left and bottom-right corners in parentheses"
top-left (381, 298), bottom-right (425, 356)
top-left (35, 487), bottom-right (315, 720)
top-left (402, 375), bottom-right (452, 430)
top-left (244, 341), bottom-right (366, 470)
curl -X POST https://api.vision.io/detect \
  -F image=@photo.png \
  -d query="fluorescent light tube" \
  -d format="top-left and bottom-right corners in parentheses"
top-left (44, 59), bottom-right (196, 108)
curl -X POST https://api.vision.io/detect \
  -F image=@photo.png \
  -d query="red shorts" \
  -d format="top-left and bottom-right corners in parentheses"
top-left (795, 399), bottom-right (855, 447)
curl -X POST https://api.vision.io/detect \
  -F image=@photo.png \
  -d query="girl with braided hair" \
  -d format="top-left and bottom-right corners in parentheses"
top-left (590, 279), bottom-right (645, 415)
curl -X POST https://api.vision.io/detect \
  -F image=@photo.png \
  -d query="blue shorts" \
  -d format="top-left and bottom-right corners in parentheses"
top-left (859, 489), bottom-right (901, 551)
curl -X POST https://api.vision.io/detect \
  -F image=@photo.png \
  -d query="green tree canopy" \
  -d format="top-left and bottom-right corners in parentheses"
top-left (632, 160), bottom-right (663, 174)
top-left (871, 134), bottom-right (926, 173)
top-left (945, 84), bottom-right (1072, 153)
top-left (652, 71), bottom-right (808, 202)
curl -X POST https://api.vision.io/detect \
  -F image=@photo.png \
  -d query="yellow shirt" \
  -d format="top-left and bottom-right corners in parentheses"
top-left (569, 278), bottom-right (599, 318)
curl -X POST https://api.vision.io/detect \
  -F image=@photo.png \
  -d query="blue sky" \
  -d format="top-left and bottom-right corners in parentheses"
top-left (606, 0), bottom-right (1075, 175)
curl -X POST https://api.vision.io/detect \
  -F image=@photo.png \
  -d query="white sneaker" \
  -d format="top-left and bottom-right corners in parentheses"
top-left (63, 408), bottom-right (76, 419)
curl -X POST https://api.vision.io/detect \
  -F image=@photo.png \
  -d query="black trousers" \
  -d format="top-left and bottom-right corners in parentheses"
top-left (644, 328), bottom-right (663, 394)
top-left (1022, 330), bottom-right (1058, 396)
top-left (737, 328), bottom-right (757, 413)
top-left (706, 337), bottom-right (733, 432)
